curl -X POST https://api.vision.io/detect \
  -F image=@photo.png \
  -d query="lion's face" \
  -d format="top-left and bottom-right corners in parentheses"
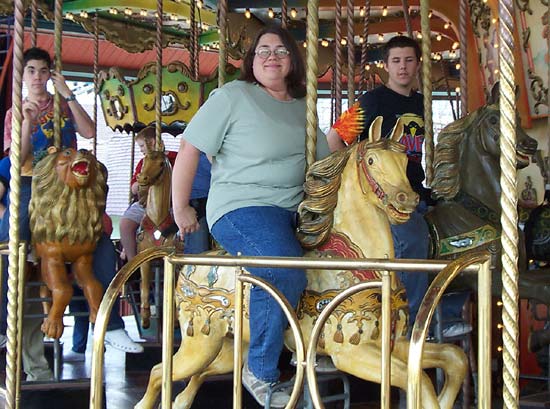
top-left (54, 148), bottom-right (98, 189)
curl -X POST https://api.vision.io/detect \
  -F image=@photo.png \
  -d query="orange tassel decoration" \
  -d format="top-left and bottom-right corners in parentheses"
top-left (332, 102), bottom-right (365, 145)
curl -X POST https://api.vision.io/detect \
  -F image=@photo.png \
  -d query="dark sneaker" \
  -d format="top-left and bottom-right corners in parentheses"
top-left (242, 363), bottom-right (290, 408)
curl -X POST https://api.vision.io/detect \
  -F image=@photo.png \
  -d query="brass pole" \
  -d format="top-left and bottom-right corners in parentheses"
top-left (217, 0), bottom-right (228, 87)
top-left (30, 0), bottom-right (38, 48)
top-left (459, 0), bottom-right (468, 116)
top-left (53, 0), bottom-right (63, 149)
top-left (281, 0), bottom-right (288, 29)
top-left (236, 274), bottom-right (305, 409)
top-left (380, 271), bottom-right (391, 409)
top-left (92, 13), bottom-right (99, 156)
top-left (359, 0), bottom-right (371, 92)
top-left (306, 280), bottom-right (385, 409)
top-left (89, 247), bottom-right (173, 409)
top-left (334, 0), bottom-right (343, 119)
top-left (408, 252), bottom-right (490, 408)
top-left (155, 0), bottom-right (163, 148)
top-left (478, 258), bottom-right (492, 408)
top-left (420, 0), bottom-right (434, 186)
top-left (305, 0), bottom-right (320, 171)
top-left (347, 0), bottom-right (355, 106)
top-left (233, 265), bottom-right (244, 409)
top-left (15, 243), bottom-right (26, 409)
top-left (499, 0), bottom-right (520, 401)
top-left (161, 256), bottom-right (176, 409)
top-left (5, 1), bottom-right (25, 407)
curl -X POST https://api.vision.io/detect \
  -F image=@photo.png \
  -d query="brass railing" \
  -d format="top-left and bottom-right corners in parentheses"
top-left (89, 250), bottom-right (487, 409)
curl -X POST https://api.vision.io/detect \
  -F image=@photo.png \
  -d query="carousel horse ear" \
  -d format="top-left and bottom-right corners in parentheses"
top-left (388, 117), bottom-right (405, 143)
top-left (47, 146), bottom-right (59, 155)
top-left (368, 116), bottom-right (384, 143)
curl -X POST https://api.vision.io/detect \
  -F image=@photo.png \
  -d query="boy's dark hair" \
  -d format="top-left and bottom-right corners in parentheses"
top-left (239, 25), bottom-right (306, 99)
top-left (382, 36), bottom-right (421, 63)
top-left (23, 47), bottom-right (52, 69)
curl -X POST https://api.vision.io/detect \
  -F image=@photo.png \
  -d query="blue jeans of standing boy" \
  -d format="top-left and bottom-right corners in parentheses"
top-left (211, 206), bottom-right (307, 383)
top-left (391, 202), bottom-right (467, 328)
top-left (69, 233), bottom-right (125, 353)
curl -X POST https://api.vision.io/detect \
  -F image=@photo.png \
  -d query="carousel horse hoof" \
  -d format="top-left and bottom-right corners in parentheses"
top-left (141, 308), bottom-right (151, 329)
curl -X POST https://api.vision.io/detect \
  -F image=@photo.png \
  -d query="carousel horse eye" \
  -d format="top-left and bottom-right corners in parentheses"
top-left (489, 116), bottom-right (497, 125)
top-left (368, 157), bottom-right (374, 166)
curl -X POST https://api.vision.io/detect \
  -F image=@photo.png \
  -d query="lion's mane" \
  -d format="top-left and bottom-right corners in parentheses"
top-left (29, 149), bottom-right (107, 245)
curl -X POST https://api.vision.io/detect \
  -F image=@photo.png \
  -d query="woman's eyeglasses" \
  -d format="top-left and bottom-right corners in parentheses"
top-left (255, 47), bottom-right (290, 59)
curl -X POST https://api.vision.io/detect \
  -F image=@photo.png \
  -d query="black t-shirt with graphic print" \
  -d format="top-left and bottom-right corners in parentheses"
top-left (357, 85), bottom-right (428, 202)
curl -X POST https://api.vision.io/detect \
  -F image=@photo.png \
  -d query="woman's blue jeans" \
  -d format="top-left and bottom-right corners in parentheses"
top-left (211, 206), bottom-right (307, 383)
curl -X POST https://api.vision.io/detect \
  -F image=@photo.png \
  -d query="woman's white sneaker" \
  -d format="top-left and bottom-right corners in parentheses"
top-left (242, 363), bottom-right (290, 408)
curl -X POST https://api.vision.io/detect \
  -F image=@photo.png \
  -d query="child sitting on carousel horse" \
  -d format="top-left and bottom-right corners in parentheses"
top-left (118, 125), bottom-right (211, 261)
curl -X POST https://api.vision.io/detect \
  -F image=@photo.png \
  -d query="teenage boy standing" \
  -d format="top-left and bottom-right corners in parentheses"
top-left (326, 36), bottom-right (469, 338)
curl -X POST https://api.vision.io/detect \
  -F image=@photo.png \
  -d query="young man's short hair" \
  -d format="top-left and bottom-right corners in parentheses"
top-left (382, 35), bottom-right (422, 63)
top-left (23, 47), bottom-right (52, 69)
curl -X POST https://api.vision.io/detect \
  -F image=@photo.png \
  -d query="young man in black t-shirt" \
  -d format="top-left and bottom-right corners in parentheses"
top-left (326, 36), bottom-right (469, 338)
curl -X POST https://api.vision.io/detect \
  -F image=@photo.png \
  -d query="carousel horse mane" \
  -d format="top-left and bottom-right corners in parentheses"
top-left (431, 107), bottom-right (485, 200)
top-left (298, 138), bottom-right (408, 250)
top-left (297, 148), bottom-right (352, 249)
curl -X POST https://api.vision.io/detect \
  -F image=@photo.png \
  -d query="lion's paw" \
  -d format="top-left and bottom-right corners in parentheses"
top-left (41, 316), bottom-right (64, 339)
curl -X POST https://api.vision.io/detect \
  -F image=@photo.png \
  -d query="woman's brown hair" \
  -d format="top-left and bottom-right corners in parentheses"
top-left (239, 25), bottom-right (306, 99)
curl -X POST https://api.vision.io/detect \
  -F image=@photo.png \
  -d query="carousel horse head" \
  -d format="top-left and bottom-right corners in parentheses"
top-left (136, 146), bottom-right (177, 329)
top-left (298, 116), bottom-right (419, 250)
top-left (136, 116), bottom-right (468, 409)
top-left (431, 102), bottom-right (537, 207)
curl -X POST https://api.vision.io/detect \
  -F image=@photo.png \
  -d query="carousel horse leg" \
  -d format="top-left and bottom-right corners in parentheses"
top-left (140, 260), bottom-right (152, 329)
top-left (390, 341), bottom-right (468, 409)
top-left (328, 343), bottom-right (441, 409)
top-left (40, 257), bottom-right (73, 339)
top-left (134, 310), bottom-right (229, 409)
top-left (173, 338), bottom-right (235, 408)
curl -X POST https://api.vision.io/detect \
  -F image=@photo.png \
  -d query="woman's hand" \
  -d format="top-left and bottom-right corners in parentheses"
top-left (49, 70), bottom-right (72, 99)
top-left (174, 205), bottom-right (200, 235)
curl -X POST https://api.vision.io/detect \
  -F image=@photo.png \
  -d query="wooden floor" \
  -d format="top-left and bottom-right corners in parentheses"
top-left (0, 314), bottom-right (537, 408)
top-left (0, 314), bottom-right (405, 408)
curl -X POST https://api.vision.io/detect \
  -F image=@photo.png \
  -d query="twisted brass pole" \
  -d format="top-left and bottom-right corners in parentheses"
top-left (334, 0), bottom-right (343, 120)
top-left (359, 0), bottom-right (370, 92)
top-left (5, 1), bottom-right (25, 408)
top-left (190, 0), bottom-right (199, 82)
top-left (347, 0), bottom-right (355, 106)
top-left (401, 0), bottom-right (413, 38)
top-left (305, 0), bottom-right (320, 171)
top-left (281, 0), bottom-right (288, 29)
top-left (93, 13), bottom-right (99, 156)
top-left (420, 0), bottom-right (433, 186)
top-left (459, 0), bottom-right (468, 116)
top-left (155, 0), bottom-right (163, 147)
top-left (53, 0), bottom-right (63, 149)
top-left (30, 0), bottom-right (37, 48)
top-left (217, 0), bottom-right (228, 87)
top-left (499, 0), bottom-right (520, 403)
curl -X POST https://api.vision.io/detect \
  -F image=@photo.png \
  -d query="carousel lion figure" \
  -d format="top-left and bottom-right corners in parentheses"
top-left (29, 146), bottom-right (107, 339)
